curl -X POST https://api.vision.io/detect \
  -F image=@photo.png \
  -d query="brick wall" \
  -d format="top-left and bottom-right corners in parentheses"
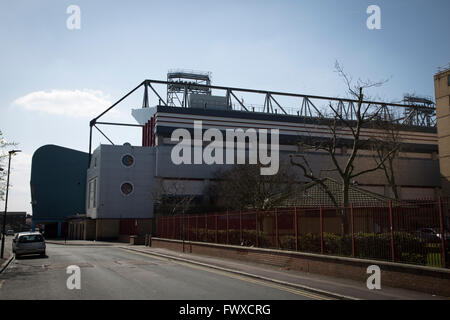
top-left (96, 219), bottom-right (120, 240)
top-left (152, 238), bottom-right (450, 297)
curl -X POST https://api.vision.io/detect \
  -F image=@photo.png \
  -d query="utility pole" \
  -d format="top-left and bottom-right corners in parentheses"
top-left (1, 150), bottom-right (21, 259)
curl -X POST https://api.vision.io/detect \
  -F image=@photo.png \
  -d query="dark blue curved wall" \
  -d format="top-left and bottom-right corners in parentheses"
top-left (30, 145), bottom-right (88, 237)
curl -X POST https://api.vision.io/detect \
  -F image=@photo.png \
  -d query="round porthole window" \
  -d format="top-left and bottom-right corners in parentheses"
top-left (121, 154), bottom-right (134, 167)
top-left (120, 182), bottom-right (134, 195)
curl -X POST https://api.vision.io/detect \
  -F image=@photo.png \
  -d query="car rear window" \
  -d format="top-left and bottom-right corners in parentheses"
top-left (18, 235), bottom-right (44, 243)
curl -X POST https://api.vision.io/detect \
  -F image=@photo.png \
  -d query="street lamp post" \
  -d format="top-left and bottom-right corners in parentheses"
top-left (1, 150), bottom-right (21, 259)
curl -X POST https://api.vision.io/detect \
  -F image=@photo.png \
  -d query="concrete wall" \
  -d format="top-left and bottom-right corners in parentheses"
top-left (435, 69), bottom-right (450, 196)
top-left (87, 144), bottom-right (155, 219)
top-left (152, 238), bottom-right (450, 297)
top-left (31, 145), bottom-right (88, 223)
top-left (154, 146), bottom-right (440, 197)
top-left (87, 143), bottom-right (440, 223)
top-left (86, 134), bottom-right (441, 222)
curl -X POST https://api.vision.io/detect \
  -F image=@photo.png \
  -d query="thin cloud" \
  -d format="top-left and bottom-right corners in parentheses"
top-left (13, 89), bottom-right (112, 118)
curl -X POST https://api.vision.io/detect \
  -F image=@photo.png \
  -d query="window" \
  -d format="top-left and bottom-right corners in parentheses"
top-left (121, 182), bottom-right (134, 195)
top-left (121, 154), bottom-right (134, 167)
top-left (87, 181), bottom-right (91, 209)
top-left (19, 234), bottom-right (43, 243)
top-left (88, 178), bottom-right (97, 208)
top-left (448, 75), bottom-right (450, 86)
top-left (93, 179), bottom-right (97, 207)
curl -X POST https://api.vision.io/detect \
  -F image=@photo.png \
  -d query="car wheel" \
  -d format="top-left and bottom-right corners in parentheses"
top-left (41, 251), bottom-right (46, 257)
top-left (15, 253), bottom-right (20, 259)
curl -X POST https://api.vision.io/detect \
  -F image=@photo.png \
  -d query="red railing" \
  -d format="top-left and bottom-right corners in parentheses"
top-left (156, 198), bottom-right (450, 268)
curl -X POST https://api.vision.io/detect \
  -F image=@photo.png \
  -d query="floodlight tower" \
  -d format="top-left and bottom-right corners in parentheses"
top-left (166, 69), bottom-right (212, 107)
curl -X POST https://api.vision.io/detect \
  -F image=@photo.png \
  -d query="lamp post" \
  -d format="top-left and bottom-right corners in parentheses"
top-left (1, 149), bottom-right (21, 259)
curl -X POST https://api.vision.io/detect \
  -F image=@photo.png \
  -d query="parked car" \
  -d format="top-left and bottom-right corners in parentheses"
top-left (12, 232), bottom-right (46, 258)
top-left (438, 230), bottom-right (450, 241)
top-left (6, 229), bottom-right (14, 236)
top-left (414, 228), bottom-right (449, 242)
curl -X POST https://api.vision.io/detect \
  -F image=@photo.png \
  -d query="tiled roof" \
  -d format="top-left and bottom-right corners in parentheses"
top-left (279, 178), bottom-right (394, 207)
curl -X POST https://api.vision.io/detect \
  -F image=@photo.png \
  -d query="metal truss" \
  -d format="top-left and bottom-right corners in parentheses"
top-left (400, 95), bottom-right (436, 127)
top-left (88, 79), bottom-right (437, 166)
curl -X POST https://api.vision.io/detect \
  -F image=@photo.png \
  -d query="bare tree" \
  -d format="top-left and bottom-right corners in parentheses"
top-left (0, 130), bottom-right (18, 201)
top-left (210, 161), bottom-right (298, 211)
top-left (152, 179), bottom-right (195, 216)
top-left (290, 62), bottom-right (399, 210)
top-left (372, 112), bottom-right (402, 199)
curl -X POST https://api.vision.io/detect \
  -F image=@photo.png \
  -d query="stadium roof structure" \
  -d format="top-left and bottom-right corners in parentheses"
top-left (87, 77), bottom-right (437, 164)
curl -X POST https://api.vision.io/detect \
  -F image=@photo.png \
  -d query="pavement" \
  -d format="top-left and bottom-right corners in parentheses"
top-left (0, 243), bottom-right (329, 300)
top-left (0, 236), bottom-right (13, 273)
top-left (45, 239), bottom-right (128, 246)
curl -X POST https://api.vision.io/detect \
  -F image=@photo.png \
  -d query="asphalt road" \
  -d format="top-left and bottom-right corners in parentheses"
top-left (0, 244), bottom-right (329, 300)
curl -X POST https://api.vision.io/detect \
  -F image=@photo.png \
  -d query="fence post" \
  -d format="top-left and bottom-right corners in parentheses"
top-left (187, 215), bottom-right (190, 242)
top-left (215, 214), bottom-right (218, 244)
top-left (172, 216), bottom-right (175, 239)
top-left (350, 204), bottom-right (355, 257)
top-left (226, 210), bottom-right (229, 245)
top-left (275, 208), bottom-right (279, 249)
top-left (205, 214), bottom-right (208, 242)
top-left (294, 207), bottom-right (298, 251)
top-left (240, 210), bottom-right (243, 244)
top-left (182, 214), bottom-right (185, 252)
top-left (320, 206), bottom-right (324, 254)
top-left (196, 215), bottom-right (198, 241)
top-left (389, 200), bottom-right (395, 262)
top-left (438, 197), bottom-right (447, 268)
top-left (255, 210), bottom-right (259, 247)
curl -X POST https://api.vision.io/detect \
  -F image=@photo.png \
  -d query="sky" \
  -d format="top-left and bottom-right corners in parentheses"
top-left (0, 0), bottom-right (449, 214)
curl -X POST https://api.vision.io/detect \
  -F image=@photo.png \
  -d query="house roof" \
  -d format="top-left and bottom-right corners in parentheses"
top-left (279, 178), bottom-right (395, 208)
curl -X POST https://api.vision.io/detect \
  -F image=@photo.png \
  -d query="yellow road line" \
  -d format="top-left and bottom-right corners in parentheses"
top-left (122, 248), bottom-right (330, 300)
top-left (175, 260), bottom-right (330, 300)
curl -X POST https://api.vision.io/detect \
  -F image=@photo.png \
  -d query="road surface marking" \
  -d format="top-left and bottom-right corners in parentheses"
top-left (122, 248), bottom-right (330, 300)
top-left (0, 280), bottom-right (4, 289)
top-left (175, 260), bottom-right (330, 300)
